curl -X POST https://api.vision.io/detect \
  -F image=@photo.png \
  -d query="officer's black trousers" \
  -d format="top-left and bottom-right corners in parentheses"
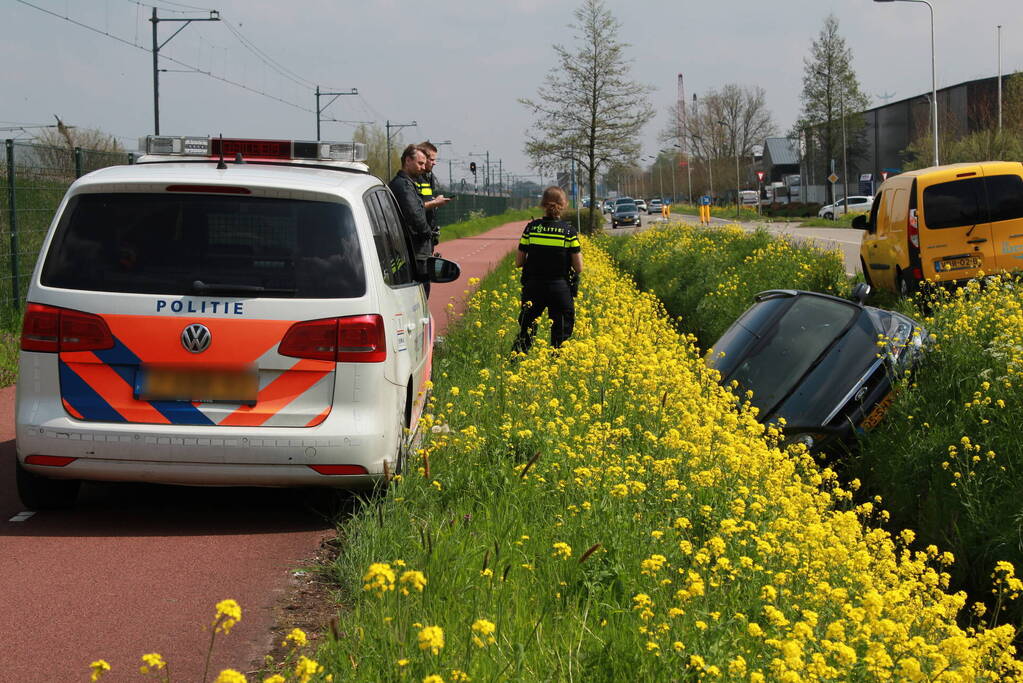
top-left (513, 279), bottom-right (574, 352)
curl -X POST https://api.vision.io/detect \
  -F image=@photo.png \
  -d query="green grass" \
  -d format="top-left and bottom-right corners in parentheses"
top-left (598, 224), bottom-right (848, 348)
top-left (439, 208), bottom-right (539, 242)
top-left (797, 212), bottom-right (868, 228)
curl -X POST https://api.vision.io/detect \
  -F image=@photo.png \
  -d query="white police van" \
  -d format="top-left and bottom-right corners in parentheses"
top-left (15, 135), bottom-right (459, 508)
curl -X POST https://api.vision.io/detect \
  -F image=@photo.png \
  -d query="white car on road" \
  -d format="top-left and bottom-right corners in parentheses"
top-left (818, 196), bottom-right (873, 220)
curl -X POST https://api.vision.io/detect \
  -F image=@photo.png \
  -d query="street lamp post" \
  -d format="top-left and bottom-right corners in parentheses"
top-left (661, 149), bottom-right (677, 202)
top-left (874, 0), bottom-right (939, 165)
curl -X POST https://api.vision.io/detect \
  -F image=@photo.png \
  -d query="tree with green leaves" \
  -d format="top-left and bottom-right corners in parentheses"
top-left (794, 14), bottom-right (870, 203)
top-left (520, 0), bottom-right (654, 234)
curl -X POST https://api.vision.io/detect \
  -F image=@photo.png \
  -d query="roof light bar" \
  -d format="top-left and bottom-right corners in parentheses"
top-left (139, 136), bottom-right (367, 162)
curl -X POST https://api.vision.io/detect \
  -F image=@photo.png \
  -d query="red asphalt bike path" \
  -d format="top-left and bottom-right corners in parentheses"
top-left (0, 219), bottom-right (526, 682)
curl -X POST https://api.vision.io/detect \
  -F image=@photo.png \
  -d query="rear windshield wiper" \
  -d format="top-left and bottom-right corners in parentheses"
top-left (192, 280), bottom-right (297, 296)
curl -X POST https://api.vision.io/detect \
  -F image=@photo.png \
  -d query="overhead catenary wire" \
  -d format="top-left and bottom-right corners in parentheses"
top-left (15, 0), bottom-right (375, 124)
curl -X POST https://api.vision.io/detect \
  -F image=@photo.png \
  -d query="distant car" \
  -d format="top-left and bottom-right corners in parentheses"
top-left (611, 202), bottom-right (642, 229)
top-left (635, 199), bottom-right (647, 213)
top-left (818, 196), bottom-right (873, 220)
top-left (647, 198), bottom-right (664, 214)
top-left (603, 199), bottom-right (616, 213)
top-left (739, 190), bottom-right (759, 206)
top-left (706, 285), bottom-right (928, 453)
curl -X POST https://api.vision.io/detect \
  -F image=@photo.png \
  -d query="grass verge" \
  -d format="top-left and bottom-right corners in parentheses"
top-left (439, 208), bottom-right (539, 242)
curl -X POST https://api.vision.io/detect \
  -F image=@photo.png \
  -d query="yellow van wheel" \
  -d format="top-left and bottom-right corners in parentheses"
top-left (897, 270), bottom-right (918, 298)
top-left (859, 257), bottom-right (873, 289)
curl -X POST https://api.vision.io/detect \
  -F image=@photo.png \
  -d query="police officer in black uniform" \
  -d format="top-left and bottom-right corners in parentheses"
top-left (415, 141), bottom-right (451, 249)
top-left (513, 186), bottom-right (583, 353)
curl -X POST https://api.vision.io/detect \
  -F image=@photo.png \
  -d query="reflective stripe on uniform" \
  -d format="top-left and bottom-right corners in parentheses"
top-left (415, 180), bottom-right (434, 198)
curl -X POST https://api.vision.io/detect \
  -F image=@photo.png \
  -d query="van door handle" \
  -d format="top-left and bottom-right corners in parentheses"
top-left (966, 238), bottom-right (987, 244)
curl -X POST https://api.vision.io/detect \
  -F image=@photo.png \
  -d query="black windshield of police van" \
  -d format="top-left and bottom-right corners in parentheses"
top-left (41, 193), bottom-right (366, 298)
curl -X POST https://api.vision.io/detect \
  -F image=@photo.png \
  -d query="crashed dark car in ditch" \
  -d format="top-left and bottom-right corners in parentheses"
top-left (705, 285), bottom-right (928, 452)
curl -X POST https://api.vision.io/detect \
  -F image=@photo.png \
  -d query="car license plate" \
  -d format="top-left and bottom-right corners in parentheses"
top-left (859, 391), bottom-right (895, 431)
top-left (137, 366), bottom-right (258, 404)
top-left (934, 256), bottom-right (982, 272)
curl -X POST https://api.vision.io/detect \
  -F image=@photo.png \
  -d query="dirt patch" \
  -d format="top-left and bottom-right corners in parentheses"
top-left (248, 533), bottom-right (347, 678)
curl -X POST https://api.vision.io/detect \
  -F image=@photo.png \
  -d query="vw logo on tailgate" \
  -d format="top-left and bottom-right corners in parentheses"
top-left (181, 323), bottom-right (212, 353)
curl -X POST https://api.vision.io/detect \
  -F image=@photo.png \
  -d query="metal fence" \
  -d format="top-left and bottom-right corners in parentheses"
top-left (1, 140), bottom-right (133, 318)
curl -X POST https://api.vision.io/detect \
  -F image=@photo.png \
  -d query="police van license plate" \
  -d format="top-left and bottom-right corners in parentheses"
top-left (935, 256), bottom-right (982, 272)
top-left (137, 366), bottom-right (259, 404)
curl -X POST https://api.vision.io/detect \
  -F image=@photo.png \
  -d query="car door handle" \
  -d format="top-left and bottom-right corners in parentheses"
top-left (1010, 234), bottom-right (1023, 239)
top-left (966, 238), bottom-right (987, 244)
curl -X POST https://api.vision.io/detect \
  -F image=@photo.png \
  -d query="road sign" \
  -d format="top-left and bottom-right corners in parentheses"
top-left (827, 173), bottom-right (839, 184)
top-left (756, 171), bottom-right (765, 182)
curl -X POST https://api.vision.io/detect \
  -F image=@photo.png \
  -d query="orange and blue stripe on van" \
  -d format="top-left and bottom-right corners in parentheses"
top-left (57, 316), bottom-right (334, 426)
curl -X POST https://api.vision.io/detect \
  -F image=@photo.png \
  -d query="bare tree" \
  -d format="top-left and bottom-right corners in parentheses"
top-left (794, 14), bottom-right (870, 203)
top-left (660, 84), bottom-right (776, 198)
top-left (520, 0), bottom-right (654, 233)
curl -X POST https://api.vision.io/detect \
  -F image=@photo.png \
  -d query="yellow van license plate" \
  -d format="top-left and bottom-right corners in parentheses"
top-left (935, 256), bottom-right (982, 272)
top-left (139, 367), bottom-right (258, 404)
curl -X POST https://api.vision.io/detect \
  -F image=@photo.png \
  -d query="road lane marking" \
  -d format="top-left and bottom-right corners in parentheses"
top-left (9, 511), bottom-right (35, 522)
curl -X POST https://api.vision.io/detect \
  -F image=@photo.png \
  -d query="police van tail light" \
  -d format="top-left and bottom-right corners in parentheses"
top-left (279, 315), bottom-right (386, 363)
top-left (908, 209), bottom-right (920, 249)
top-left (21, 303), bottom-right (114, 353)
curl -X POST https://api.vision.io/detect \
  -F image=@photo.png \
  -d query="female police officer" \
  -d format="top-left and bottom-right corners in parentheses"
top-left (512, 186), bottom-right (583, 353)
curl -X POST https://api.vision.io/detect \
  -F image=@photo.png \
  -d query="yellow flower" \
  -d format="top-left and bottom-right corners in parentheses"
top-left (551, 541), bottom-right (572, 559)
top-left (263, 676), bottom-right (286, 683)
top-left (282, 627), bottom-right (308, 648)
top-left (89, 660), bottom-right (111, 682)
top-left (214, 599), bottom-right (242, 634)
top-left (294, 656), bottom-right (323, 683)
top-left (139, 653), bottom-right (166, 674)
top-left (418, 625), bottom-right (445, 655)
top-left (423, 676), bottom-right (445, 683)
top-left (397, 659), bottom-right (410, 667)
top-left (400, 570), bottom-right (428, 594)
top-left (363, 562), bottom-right (396, 597)
top-left (213, 670), bottom-right (247, 683)
top-left (471, 618), bottom-right (497, 648)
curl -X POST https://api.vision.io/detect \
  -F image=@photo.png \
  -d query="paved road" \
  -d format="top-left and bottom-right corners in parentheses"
top-left (0, 220), bottom-right (527, 683)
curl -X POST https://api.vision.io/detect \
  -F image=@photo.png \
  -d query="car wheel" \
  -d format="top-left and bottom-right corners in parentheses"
top-left (392, 386), bottom-right (412, 476)
top-left (612, 221), bottom-right (617, 228)
top-left (637, 220), bottom-right (642, 227)
top-left (16, 459), bottom-right (80, 509)
top-left (897, 270), bottom-right (918, 298)
top-left (824, 212), bottom-right (834, 220)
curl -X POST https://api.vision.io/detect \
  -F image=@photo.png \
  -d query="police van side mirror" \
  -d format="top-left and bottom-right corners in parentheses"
top-left (422, 256), bottom-right (460, 283)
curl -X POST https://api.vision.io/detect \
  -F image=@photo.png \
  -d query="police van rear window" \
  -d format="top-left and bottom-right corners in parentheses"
top-left (41, 193), bottom-right (366, 298)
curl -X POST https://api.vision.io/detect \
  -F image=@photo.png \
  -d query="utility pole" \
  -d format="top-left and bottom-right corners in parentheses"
top-left (385, 120), bottom-right (417, 180)
top-left (151, 8), bottom-right (221, 135)
top-left (315, 87), bottom-right (359, 140)
top-left (998, 25), bottom-right (1003, 132)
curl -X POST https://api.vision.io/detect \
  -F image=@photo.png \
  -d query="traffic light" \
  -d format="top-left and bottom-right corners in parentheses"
top-left (470, 161), bottom-right (477, 176)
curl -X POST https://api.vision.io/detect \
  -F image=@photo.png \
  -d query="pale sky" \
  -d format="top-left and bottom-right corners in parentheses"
top-left (4, 0), bottom-right (1022, 187)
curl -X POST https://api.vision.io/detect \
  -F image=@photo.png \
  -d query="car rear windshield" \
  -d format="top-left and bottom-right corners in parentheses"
top-left (616, 203), bottom-right (637, 212)
top-left (41, 193), bottom-right (366, 298)
top-left (712, 295), bottom-right (858, 418)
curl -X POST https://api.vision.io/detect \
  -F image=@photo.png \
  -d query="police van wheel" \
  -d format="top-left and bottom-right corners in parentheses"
top-left (392, 385), bottom-right (413, 477)
top-left (16, 460), bottom-right (80, 509)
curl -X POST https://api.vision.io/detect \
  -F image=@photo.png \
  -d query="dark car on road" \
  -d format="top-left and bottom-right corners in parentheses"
top-left (611, 201), bottom-right (642, 229)
top-left (705, 285), bottom-right (927, 452)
